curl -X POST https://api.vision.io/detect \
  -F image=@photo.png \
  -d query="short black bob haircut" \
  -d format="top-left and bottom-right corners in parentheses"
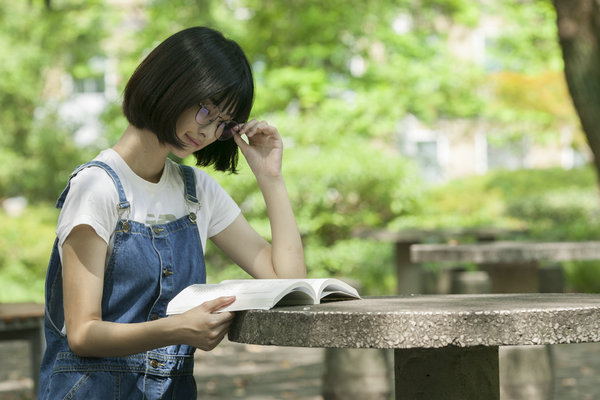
top-left (122, 26), bottom-right (254, 173)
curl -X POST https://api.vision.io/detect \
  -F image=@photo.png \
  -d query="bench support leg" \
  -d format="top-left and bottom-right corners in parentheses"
top-left (395, 242), bottom-right (422, 294)
top-left (394, 346), bottom-right (499, 400)
top-left (0, 325), bottom-right (44, 397)
top-left (485, 261), bottom-right (539, 293)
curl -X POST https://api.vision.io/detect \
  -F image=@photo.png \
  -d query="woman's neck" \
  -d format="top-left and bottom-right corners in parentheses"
top-left (112, 125), bottom-right (170, 183)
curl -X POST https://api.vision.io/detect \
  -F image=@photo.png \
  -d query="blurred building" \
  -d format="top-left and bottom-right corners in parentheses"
top-left (395, 14), bottom-right (590, 183)
top-left (43, 0), bottom-right (145, 147)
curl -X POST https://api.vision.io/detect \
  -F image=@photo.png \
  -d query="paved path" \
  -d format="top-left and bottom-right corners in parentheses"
top-left (0, 339), bottom-right (598, 399)
top-left (194, 339), bottom-right (324, 399)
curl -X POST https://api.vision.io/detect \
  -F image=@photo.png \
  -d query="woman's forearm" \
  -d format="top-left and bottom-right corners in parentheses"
top-left (67, 317), bottom-right (181, 357)
top-left (257, 174), bottom-right (306, 278)
top-left (66, 297), bottom-right (236, 357)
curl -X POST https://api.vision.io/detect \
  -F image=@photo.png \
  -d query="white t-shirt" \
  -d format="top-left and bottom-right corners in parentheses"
top-left (56, 149), bottom-right (240, 263)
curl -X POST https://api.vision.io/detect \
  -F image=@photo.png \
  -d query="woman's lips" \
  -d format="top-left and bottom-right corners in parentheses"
top-left (186, 133), bottom-right (201, 147)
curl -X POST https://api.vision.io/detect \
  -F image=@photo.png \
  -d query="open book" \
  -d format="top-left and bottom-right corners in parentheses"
top-left (166, 278), bottom-right (361, 314)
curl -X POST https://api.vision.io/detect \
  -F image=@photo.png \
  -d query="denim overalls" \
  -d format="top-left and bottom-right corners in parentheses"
top-left (39, 161), bottom-right (206, 399)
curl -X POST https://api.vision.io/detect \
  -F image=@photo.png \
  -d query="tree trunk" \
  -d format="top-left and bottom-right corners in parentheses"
top-left (553, 0), bottom-right (600, 183)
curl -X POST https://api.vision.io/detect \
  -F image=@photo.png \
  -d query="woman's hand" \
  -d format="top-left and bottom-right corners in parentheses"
top-left (174, 296), bottom-right (236, 351)
top-left (233, 119), bottom-right (283, 180)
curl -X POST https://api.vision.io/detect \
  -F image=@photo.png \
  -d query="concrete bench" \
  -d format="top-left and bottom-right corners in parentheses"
top-left (411, 240), bottom-right (600, 293)
top-left (228, 294), bottom-right (600, 400)
top-left (358, 227), bottom-right (526, 294)
top-left (0, 303), bottom-right (45, 396)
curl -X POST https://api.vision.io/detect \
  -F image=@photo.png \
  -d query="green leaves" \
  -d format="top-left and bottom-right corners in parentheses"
top-left (0, 2), bottom-right (108, 199)
top-left (0, 0), bottom-right (587, 296)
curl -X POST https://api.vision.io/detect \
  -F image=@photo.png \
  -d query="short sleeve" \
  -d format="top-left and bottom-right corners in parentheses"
top-left (56, 167), bottom-right (120, 248)
top-left (194, 170), bottom-right (241, 238)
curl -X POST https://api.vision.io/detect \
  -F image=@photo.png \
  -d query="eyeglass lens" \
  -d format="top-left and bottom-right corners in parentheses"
top-left (215, 121), bottom-right (238, 141)
top-left (196, 105), bottom-right (238, 141)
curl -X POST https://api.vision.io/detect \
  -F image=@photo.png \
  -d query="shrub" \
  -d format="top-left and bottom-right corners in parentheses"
top-left (0, 204), bottom-right (58, 301)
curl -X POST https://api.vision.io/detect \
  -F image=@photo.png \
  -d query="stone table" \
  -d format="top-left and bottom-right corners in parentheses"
top-left (411, 240), bottom-right (600, 399)
top-left (228, 295), bottom-right (600, 400)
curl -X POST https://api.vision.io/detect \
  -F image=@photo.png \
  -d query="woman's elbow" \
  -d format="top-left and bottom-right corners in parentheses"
top-left (278, 259), bottom-right (307, 279)
top-left (66, 323), bottom-right (96, 357)
top-left (67, 335), bottom-right (87, 356)
top-left (295, 263), bottom-right (307, 279)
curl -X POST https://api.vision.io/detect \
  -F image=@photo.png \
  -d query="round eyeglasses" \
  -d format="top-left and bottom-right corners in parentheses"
top-left (195, 103), bottom-right (239, 141)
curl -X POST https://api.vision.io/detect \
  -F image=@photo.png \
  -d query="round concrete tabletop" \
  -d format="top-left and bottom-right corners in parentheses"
top-left (228, 294), bottom-right (600, 349)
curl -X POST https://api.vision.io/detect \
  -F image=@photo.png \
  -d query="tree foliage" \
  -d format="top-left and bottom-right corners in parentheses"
top-left (0, 1), bottom-right (107, 200)
top-left (0, 0), bottom-right (588, 296)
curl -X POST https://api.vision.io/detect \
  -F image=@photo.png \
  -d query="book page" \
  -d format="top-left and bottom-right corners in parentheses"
top-left (220, 279), bottom-right (316, 309)
top-left (309, 279), bottom-right (361, 301)
top-left (223, 279), bottom-right (360, 302)
top-left (167, 280), bottom-right (316, 314)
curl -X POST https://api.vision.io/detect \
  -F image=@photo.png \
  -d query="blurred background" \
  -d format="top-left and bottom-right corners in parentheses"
top-left (1, 0), bottom-right (599, 303)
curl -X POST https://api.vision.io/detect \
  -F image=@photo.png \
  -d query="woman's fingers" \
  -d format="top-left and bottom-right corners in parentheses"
top-left (201, 296), bottom-right (236, 313)
top-left (237, 119), bottom-right (277, 139)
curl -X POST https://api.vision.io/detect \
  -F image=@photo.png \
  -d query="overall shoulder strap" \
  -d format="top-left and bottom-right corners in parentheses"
top-left (55, 161), bottom-right (130, 213)
top-left (178, 164), bottom-right (200, 205)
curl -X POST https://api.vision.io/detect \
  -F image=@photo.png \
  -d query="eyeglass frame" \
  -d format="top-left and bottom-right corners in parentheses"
top-left (195, 103), bottom-right (239, 141)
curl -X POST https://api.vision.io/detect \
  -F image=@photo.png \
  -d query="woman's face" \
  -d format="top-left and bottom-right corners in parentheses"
top-left (171, 102), bottom-right (235, 158)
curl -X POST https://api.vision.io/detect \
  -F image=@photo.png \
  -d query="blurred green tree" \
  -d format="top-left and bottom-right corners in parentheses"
top-left (80, 0), bottom-right (582, 290)
top-left (0, 1), bottom-right (108, 201)
top-left (0, 1), bottom-right (587, 296)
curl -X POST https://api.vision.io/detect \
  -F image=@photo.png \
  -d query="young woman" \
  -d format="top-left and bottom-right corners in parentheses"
top-left (39, 26), bottom-right (306, 399)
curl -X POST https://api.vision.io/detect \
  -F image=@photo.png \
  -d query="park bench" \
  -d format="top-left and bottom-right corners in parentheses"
top-left (0, 302), bottom-right (45, 396)
top-left (358, 227), bottom-right (526, 294)
top-left (228, 294), bottom-right (600, 400)
top-left (410, 240), bottom-right (600, 293)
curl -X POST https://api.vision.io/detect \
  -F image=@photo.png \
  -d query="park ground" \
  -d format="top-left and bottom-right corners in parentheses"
top-left (0, 339), bottom-right (599, 399)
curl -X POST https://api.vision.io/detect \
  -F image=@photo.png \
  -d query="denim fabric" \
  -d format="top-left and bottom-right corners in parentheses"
top-left (39, 161), bottom-right (205, 399)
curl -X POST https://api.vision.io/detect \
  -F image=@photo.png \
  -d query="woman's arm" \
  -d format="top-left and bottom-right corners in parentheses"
top-left (211, 120), bottom-right (306, 279)
top-left (62, 224), bottom-right (236, 357)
